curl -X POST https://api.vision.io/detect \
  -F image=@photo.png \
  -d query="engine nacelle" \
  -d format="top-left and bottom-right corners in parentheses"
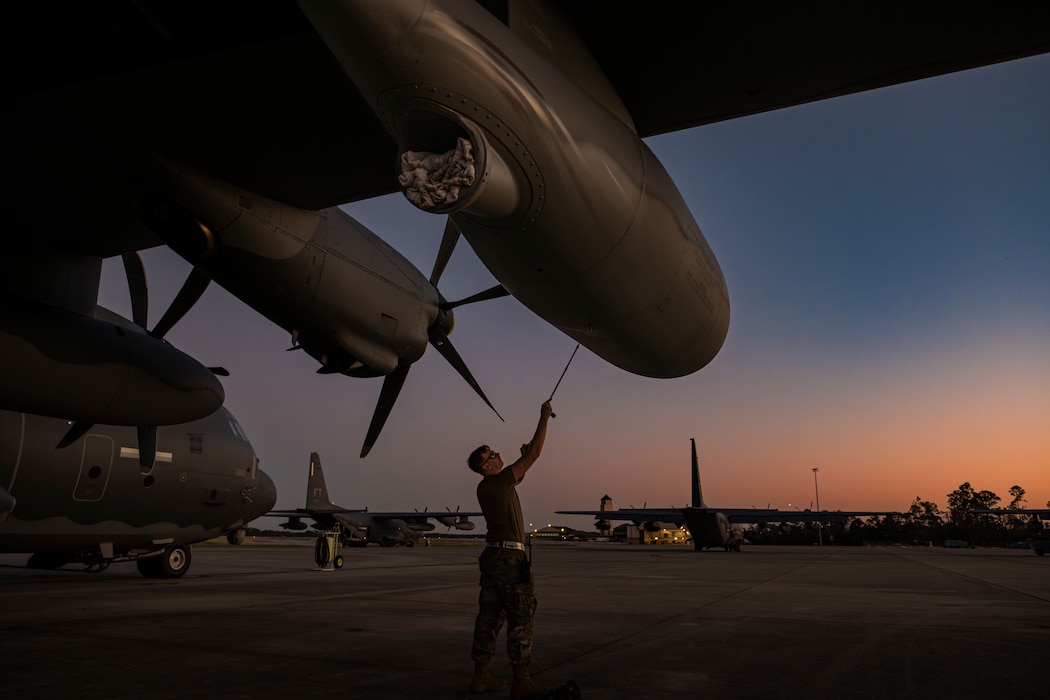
top-left (594, 520), bottom-right (611, 531)
top-left (0, 294), bottom-right (223, 426)
top-left (132, 159), bottom-right (443, 379)
top-left (454, 518), bottom-right (476, 531)
top-left (280, 517), bottom-right (308, 531)
top-left (300, 0), bottom-right (730, 378)
top-left (643, 521), bottom-right (663, 533)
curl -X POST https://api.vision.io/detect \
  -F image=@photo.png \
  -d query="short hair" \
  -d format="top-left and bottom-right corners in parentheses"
top-left (467, 445), bottom-right (489, 474)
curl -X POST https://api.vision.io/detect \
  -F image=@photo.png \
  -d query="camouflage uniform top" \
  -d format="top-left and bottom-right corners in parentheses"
top-left (477, 466), bottom-right (524, 543)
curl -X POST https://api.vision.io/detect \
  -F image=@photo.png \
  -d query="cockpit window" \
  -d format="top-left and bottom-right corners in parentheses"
top-left (222, 407), bottom-right (249, 441)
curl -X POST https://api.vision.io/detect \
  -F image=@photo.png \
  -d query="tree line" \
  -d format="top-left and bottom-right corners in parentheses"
top-left (745, 482), bottom-right (1050, 546)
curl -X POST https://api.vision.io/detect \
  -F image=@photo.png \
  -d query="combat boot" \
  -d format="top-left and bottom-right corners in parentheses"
top-left (470, 661), bottom-right (508, 693)
top-left (511, 663), bottom-right (547, 699)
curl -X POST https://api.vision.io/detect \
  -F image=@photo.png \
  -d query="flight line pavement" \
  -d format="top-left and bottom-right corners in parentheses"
top-left (1, 541), bottom-right (1047, 700)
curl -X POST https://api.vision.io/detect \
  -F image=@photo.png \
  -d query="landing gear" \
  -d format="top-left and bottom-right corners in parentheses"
top-left (226, 529), bottom-right (247, 545)
top-left (136, 544), bottom-right (192, 578)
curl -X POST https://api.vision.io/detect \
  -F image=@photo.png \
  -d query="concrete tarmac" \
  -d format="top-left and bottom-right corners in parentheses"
top-left (1, 541), bottom-right (1047, 699)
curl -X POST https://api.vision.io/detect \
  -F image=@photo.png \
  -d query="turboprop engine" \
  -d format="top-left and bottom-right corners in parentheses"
top-left (299, 0), bottom-right (730, 379)
top-left (0, 293), bottom-right (223, 427)
top-left (130, 156), bottom-right (501, 456)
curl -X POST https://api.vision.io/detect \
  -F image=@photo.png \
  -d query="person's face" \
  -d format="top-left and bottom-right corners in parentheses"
top-left (478, 446), bottom-right (503, 474)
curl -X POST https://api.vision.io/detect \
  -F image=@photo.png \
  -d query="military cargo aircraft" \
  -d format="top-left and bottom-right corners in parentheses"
top-left (4, 2), bottom-right (1048, 458)
top-left (267, 452), bottom-right (479, 547)
top-left (558, 439), bottom-right (893, 551)
top-left (0, 407), bottom-right (277, 577)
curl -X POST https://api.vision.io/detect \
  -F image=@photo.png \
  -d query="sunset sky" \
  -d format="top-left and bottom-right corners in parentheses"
top-left (99, 52), bottom-right (1049, 533)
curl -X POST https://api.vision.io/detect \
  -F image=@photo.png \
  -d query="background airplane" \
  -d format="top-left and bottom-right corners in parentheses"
top-left (266, 452), bottom-right (479, 547)
top-left (558, 439), bottom-right (894, 551)
top-left (0, 407), bottom-right (277, 577)
top-left (972, 509), bottom-right (1050, 555)
top-left (5, 2), bottom-right (1047, 460)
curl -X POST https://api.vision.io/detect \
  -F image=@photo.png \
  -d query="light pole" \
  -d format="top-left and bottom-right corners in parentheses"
top-left (812, 468), bottom-right (822, 546)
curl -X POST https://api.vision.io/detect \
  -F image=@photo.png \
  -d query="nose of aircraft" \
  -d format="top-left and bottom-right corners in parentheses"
top-left (249, 469), bottom-right (278, 520)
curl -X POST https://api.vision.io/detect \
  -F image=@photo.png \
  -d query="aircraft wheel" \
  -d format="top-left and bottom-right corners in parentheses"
top-left (315, 536), bottom-right (332, 566)
top-left (157, 545), bottom-right (192, 578)
top-left (405, 540), bottom-right (414, 548)
top-left (333, 555), bottom-right (344, 569)
top-left (227, 529), bottom-right (246, 545)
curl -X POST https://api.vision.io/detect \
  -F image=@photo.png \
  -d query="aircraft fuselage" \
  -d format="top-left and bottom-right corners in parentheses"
top-left (0, 408), bottom-right (276, 561)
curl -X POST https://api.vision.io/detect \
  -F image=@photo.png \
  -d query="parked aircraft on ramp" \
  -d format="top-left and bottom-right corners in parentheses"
top-left (266, 452), bottom-right (480, 547)
top-left (5, 2), bottom-right (1047, 458)
top-left (0, 407), bottom-right (277, 577)
top-left (973, 508), bottom-right (1050, 556)
top-left (558, 439), bottom-right (893, 551)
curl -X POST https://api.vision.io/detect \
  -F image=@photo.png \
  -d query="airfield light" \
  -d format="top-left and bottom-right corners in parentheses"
top-left (812, 468), bottom-right (823, 547)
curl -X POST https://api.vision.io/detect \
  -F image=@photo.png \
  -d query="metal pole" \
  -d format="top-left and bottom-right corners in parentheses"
top-left (546, 344), bottom-right (580, 418)
top-left (813, 468), bottom-right (822, 546)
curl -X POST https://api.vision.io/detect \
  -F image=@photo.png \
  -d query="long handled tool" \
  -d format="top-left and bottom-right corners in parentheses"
top-left (546, 344), bottom-right (580, 418)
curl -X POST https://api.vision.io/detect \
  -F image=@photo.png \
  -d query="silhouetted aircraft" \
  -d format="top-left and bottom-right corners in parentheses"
top-left (0, 407), bottom-right (277, 577)
top-left (558, 439), bottom-right (892, 550)
top-left (5, 2), bottom-right (1048, 457)
top-left (266, 452), bottom-right (478, 547)
top-left (973, 509), bottom-right (1050, 555)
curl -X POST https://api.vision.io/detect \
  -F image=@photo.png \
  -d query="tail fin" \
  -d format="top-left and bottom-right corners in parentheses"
top-left (305, 452), bottom-right (335, 509)
top-left (690, 438), bottom-right (706, 509)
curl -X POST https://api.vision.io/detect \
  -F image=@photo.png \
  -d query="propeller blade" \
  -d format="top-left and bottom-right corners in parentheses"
top-left (360, 362), bottom-right (411, 458)
top-left (121, 252), bottom-right (149, 328)
top-left (441, 284), bottom-right (509, 311)
top-left (430, 217), bottom-right (461, 286)
top-left (57, 421), bottom-right (93, 449)
top-left (137, 425), bottom-right (157, 474)
top-left (428, 327), bottom-right (504, 423)
top-left (208, 366), bottom-right (230, 377)
top-left (151, 267), bottom-right (211, 339)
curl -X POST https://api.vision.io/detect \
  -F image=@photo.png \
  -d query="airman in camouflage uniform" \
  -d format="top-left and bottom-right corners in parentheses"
top-left (467, 401), bottom-right (553, 699)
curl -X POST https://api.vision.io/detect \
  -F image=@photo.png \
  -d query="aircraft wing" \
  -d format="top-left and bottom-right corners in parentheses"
top-left (556, 509), bottom-right (689, 525)
top-left (736, 510), bottom-right (898, 524)
top-left (564, 3), bottom-right (1050, 137)
top-left (358, 511), bottom-right (482, 521)
top-left (266, 508), bottom-right (367, 519)
top-left (8, 2), bottom-right (1049, 224)
top-left (557, 508), bottom-right (893, 525)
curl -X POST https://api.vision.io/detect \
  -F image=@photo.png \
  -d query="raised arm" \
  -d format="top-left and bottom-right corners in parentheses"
top-left (510, 401), bottom-right (553, 483)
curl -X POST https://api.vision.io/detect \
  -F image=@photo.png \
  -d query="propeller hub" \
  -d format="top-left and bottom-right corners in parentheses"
top-left (436, 306), bottom-right (455, 338)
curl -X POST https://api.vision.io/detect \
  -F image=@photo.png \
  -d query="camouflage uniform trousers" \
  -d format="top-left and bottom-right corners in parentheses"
top-left (470, 547), bottom-right (537, 665)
